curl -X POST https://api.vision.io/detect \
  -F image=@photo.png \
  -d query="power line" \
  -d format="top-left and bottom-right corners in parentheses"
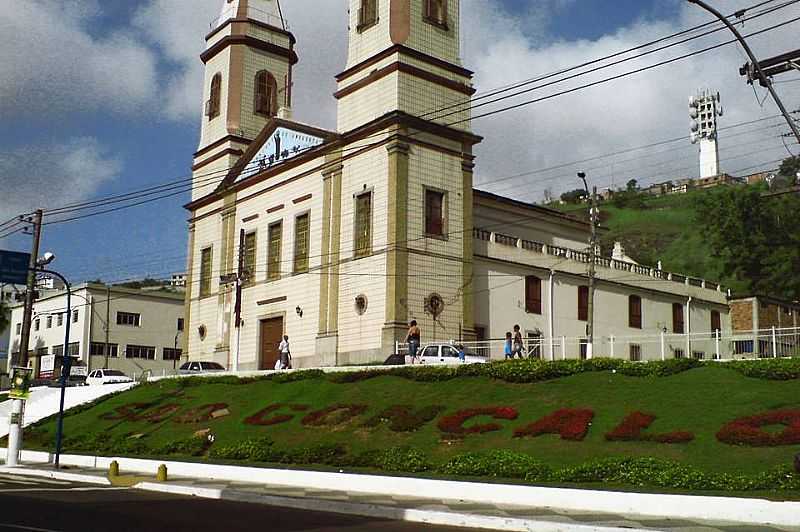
top-left (20, 1), bottom-right (798, 227)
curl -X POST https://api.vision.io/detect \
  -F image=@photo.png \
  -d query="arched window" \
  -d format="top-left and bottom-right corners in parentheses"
top-left (207, 73), bottom-right (222, 119)
top-left (254, 70), bottom-right (278, 117)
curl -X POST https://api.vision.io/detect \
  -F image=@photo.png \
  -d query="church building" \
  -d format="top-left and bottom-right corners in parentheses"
top-left (184, 0), bottom-right (731, 369)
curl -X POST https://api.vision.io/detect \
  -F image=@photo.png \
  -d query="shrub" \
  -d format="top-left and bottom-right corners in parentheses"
top-left (244, 404), bottom-right (309, 427)
top-left (361, 405), bottom-right (445, 432)
top-left (722, 359), bottom-right (800, 381)
top-left (439, 450), bottom-right (552, 480)
top-left (716, 409), bottom-right (800, 446)
top-left (301, 404), bottom-right (368, 427)
top-left (210, 437), bottom-right (279, 462)
top-left (373, 447), bottom-right (431, 472)
top-left (156, 435), bottom-right (210, 456)
top-left (437, 407), bottom-right (518, 436)
top-left (514, 408), bottom-right (594, 441)
top-left (605, 412), bottom-right (694, 443)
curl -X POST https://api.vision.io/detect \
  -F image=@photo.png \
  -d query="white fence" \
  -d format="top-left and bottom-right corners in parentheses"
top-left (396, 326), bottom-right (800, 362)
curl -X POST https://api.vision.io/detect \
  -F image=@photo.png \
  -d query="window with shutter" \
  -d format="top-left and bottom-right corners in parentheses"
top-left (254, 70), bottom-right (278, 117)
top-left (293, 213), bottom-right (310, 273)
top-left (711, 310), bottom-right (721, 333)
top-left (424, 0), bottom-right (448, 27)
top-left (525, 276), bottom-right (542, 314)
top-left (357, 0), bottom-right (378, 31)
top-left (200, 247), bottom-right (213, 297)
top-left (424, 189), bottom-right (444, 236)
top-left (208, 74), bottom-right (222, 119)
top-left (578, 286), bottom-right (589, 321)
top-left (267, 222), bottom-right (282, 281)
top-left (628, 295), bottom-right (642, 329)
top-left (672, 303), bottom-right (685, 334)
top-left (243, 232), bottom-right (257, 284)
top-left (355, 192), bottom-right (372, 258)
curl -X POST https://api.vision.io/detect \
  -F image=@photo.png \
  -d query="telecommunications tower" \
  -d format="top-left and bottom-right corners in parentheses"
top-left (689, 89), bottom-right (723, 178)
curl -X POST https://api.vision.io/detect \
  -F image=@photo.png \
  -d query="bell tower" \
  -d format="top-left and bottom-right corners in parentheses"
top-left (192, 0), bottom-right (298, 200)
top-left (335, 0), bottom-right (474, 133)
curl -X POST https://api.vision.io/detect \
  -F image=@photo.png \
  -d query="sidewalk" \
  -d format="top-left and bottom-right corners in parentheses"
top-left (3, 462), bottom-right (798, 532)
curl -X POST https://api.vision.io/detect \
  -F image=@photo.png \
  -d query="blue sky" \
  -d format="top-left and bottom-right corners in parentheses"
top-left (1, 0), bottom-right (797, 284)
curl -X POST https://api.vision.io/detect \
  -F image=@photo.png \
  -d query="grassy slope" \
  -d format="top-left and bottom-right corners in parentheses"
top-left (555, 192), bottom-right (727, 285)
top-left (26, 366), bottom-right (800, 477)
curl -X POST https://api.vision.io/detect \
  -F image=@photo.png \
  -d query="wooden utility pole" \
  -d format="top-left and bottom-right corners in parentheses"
top-left (18, 210), bottom-right (43, 369)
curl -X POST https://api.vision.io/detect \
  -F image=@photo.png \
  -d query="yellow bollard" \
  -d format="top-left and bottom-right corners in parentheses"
top-left (156, 464), bottom-right (168, 482)
top-left (109, 461), bottom-right (119, 477)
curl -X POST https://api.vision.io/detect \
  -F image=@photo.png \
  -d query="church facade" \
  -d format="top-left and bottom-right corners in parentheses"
top-left (183, 0), bottom-right (731, 369)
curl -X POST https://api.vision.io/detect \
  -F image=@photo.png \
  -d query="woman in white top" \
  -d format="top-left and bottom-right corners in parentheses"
top-left (278, 335), bottom-right (291, 370)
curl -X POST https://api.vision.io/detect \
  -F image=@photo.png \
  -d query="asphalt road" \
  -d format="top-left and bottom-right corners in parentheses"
top-left (0, 474), bottom-right (464, 532)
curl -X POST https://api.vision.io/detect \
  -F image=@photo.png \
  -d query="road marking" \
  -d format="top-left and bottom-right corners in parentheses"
top-left (0, 487), bottom-right (126, 493)
top-left (0, 524), bottom-right (65, 532)
top-left (0, 475), bottom-right (70, 486)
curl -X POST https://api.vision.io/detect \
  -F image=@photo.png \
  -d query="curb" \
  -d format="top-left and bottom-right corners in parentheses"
top-left (0, 466), bottom-right (111, 486)
top-left (134, 481), bottom-right (647, 532)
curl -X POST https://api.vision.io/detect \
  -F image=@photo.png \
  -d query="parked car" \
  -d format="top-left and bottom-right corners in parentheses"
top-left (178, 361), bottom-right (226, 374)
top-left (86, 369), bottom-right (133, 385)
top-left (46, 374), bottom-right (87, 387)
top-left (417, 343), bottom-right (488, 365)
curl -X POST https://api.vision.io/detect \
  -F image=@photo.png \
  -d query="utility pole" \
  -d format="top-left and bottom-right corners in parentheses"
top-left (578, 174), bottom-right (597, 359)
top-left (104, 284), bottom-right (111, 369)
top-left (18, 210), bottom-right (42, 370)
top-left (233, 229), bottom-right (246, 372)
top-left (7, 210), bottom-right (42, 468)
top-left (687, 0), bottom-right (800, 145)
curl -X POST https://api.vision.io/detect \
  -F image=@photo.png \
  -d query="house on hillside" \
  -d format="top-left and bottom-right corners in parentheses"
top-left (182, 0), bottom-right (732, 368)
top-left (6, 283), bottom-right (185, 378)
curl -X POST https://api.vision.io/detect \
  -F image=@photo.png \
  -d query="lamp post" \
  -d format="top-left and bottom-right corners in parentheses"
top-left (686, 0), bottom-right (800, 145)
top-left (578, 172), bottom-right (597, 359)
top-left (34, 252), bottom-right (72, 470)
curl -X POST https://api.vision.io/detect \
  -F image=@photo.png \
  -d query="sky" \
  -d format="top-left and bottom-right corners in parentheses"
top-left (1, 0), bottom-right (799, 284)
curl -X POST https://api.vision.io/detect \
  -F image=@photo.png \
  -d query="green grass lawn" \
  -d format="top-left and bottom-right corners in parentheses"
top-left (24, 365), bottom-right (800, 485)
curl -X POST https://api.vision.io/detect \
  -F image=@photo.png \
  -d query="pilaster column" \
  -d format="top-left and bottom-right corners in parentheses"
top-left (461, 154), bottom-right (476, 340)
top-left (383, 139), bottom-right (410, 347)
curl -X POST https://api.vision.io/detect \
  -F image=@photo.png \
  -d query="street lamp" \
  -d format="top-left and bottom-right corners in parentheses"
top-left (35, 252), bottom-right (72, 470)
top-left (578, 172), bottom-right (597, 360)
top-left (686, 0), bottom-right (800, 145)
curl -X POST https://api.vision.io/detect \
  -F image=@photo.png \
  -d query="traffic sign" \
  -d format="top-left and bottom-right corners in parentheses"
top-left (0, 250), bottom-right (30, 284)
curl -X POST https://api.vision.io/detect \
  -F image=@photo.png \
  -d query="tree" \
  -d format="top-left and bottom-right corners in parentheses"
top-left (694, 186), bottom-right (800, 300)
top-left (626, 179), bottom-right (639, 192)
top-left (777, 156), bottom-right (800, 181)
top-left (560, 188), bottom-right (587, 204)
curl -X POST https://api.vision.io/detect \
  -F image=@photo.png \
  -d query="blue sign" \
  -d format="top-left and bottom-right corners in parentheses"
top-left (0, 250), bottom-right (30, 284)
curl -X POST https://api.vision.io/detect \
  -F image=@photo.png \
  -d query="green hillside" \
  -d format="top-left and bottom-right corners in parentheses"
top-left (556, 191), bottom-right (727, 288)
top-left (18, 359), bottom-right (800, 496)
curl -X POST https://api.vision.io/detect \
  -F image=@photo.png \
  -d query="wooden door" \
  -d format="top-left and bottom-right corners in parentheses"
top-left (259, 317), bottom-right (283, 370)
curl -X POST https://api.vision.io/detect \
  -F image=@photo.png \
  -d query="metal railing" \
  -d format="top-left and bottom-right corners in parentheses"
top-left (395, 326), bottom-right (800, 362)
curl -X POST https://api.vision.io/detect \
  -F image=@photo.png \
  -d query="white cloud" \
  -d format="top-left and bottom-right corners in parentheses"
top-left (0, 0), bottom-right (158, 117)
top-left (0, 138), bottom-right (121, 222)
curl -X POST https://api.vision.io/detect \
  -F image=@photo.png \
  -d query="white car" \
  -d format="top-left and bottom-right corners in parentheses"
top-left (85, 369), bottom-right (134, 385)
top-left (416, 343), bottom-right (488, 365)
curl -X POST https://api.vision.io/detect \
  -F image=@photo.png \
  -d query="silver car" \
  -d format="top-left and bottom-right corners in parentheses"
top-left (178, 361), bottom-right (226, 374)
top-left (417, 343), bottom-right (487, 365)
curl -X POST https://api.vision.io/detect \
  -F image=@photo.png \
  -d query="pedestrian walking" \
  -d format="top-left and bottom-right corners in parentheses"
top-left (405, 320), bottom-right (421, 363)
top-left (513, 325), bottom-right (525, 359)
top-left (278, 335), bottom-right (292, 370)
top-left (504, 332), bottom-right (514, 360)
top-left (457, 344), bottom-right (466, 363)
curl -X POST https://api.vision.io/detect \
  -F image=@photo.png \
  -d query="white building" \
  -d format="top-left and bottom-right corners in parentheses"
top-left (6, 283), bottom-right (185, 378)
top-left (182, 0), bottom-right (731, 369)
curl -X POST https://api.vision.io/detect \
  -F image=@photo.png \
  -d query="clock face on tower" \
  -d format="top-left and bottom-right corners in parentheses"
top-left (236, 127), bottom-right (325, 182)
